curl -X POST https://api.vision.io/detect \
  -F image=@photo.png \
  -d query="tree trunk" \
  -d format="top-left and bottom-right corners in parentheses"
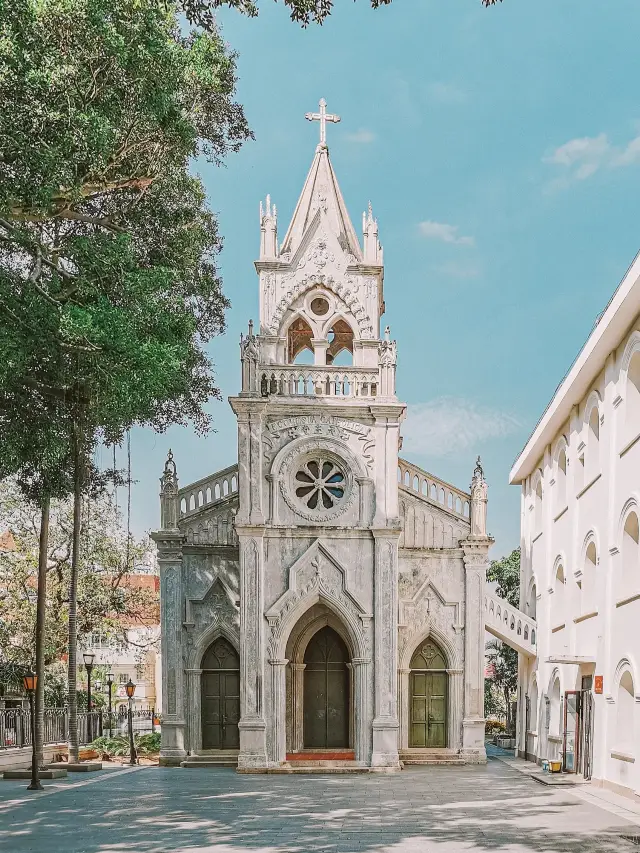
top-left (504, 687), bottom-right (512, 733)
top-left (67, 414), bottom-right (84, 764)
top-left (34, 495), bottom-right (50, 770)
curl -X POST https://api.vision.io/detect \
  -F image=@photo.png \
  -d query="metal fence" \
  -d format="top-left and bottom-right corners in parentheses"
top-left (0, 707), bottom-right (158, 750)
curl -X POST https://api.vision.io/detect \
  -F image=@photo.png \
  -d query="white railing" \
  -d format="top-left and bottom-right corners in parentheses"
top-left (398, 458), bottom-right (470, 521)
top-left (259, 365), bottom-right (380, 399)
top-left (179, 464), bottom-right (239, 518)
top-left (484, 591), bottom-right (537, 657)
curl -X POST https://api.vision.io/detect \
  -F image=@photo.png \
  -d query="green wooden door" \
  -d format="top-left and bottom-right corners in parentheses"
top-left (409, 639), bottom-right (448, 748)
top-left (303, 626), bottom-right (350, 749)
top-left (410, 672), bottom-right (447, 747)
top-left (201, 638), bottom-right (240, 750)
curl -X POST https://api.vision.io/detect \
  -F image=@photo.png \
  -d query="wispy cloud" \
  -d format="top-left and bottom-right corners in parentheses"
top-left (418, 220), bottom-right (474, 246)
top-left (426, 81), bottom-right (466, 105)
top-left (544, 131), bottom-right (640, 188)
top-left (433, 260), bottom-right (481, 279)
top-left (402, 398), bottom-right (520, 458)
top-left (346, 128), bottom-right (375, 144)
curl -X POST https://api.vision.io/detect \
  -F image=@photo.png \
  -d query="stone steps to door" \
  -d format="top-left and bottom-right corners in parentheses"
top-left (285, 751), bottom-right (355, 761)
top-left (272, 761), bottom-right (369, 774)
top-left (180, 751), bottom-right (238, 768)
top-left (399, 749), bottom-right (466, 766)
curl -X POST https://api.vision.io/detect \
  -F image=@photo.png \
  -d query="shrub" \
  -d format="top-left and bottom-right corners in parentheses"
top-left (485, 719), bottom-right (506, 735)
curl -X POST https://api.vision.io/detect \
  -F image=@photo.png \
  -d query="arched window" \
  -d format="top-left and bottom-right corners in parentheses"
top-left (287, 317), bottom-right (314, 364)
top-left (620, 510), bottom-right (640, 602)
top-left (404, 471), bottom-right (410, 487)
top-left (530, 679), bottom-right (539, 732)
top-left (553, 563), bottom-right (565, 627)
top-left (555, 448), bottom-right (567, 513)
top-left (527, 579), bottom-right (537, 619)
top-left (586, 405), bottom-right (600, 478)
top-left (549, 677), bottom-right (561, 739)
top-left (534, 479), bottom-right (543, 533)
top-left (422, 480), bottom-right (428, 496)
top-left (582, 540), bottom-right (597, 614)
top-left (626, 351), bottom-right (640, 435)
top-left (413, 475), bottom-right (419, 492)
top-left (615, 670), bottom-right (636, 756)
top-left (231, 474), bottom-right (238, 492)
top-left (326, 318), bottom-right (354, 366)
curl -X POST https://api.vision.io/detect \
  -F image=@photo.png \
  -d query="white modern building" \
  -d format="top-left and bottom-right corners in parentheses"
top-left (511, 252), bottom-right (640, 799)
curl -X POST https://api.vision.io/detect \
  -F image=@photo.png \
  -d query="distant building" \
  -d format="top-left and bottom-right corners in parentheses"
top-left (81, 574), bottom-right (161, 713)
top-left (511, 253), bottom-right (640, 797)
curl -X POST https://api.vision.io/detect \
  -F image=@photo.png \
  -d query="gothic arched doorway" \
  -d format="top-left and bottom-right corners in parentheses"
top-left (201, 637), bottom-right (240, 750)
top-left (409, 638), bottom-right (448, 748)
top-left (303, 626), bottom-right (350, 749)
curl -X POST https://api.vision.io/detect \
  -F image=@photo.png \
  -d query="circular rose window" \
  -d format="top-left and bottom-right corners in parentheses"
top-left (295, 458), bottom-right (345, 510)
top-left (310, 296), bottom-right (330, 316)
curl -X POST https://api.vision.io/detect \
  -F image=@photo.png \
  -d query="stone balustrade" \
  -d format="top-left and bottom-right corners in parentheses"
top-left (398, 458), bottom-right (470, 521)
top-left (179, 464), bottom-right (239, 518)
top-left (484, 590), bottom-right (537, 657)
top-left (259, 365), bottom-right (381, 399)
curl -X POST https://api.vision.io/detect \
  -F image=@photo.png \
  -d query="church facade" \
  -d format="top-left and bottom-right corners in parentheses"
top-left (152, 103), bottom-right (494, 771)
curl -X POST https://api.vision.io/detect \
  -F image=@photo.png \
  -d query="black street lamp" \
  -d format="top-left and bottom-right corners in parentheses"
top-left (83, 652), bottom-right (95, 743)
top-left (125, 679), bottom-right (137, 766)
top-left (22, 671), bottom-right (42, 792)
top-left (106, 671), bottom-right (114, 738)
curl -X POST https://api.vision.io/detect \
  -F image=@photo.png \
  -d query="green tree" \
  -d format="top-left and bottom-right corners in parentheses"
top-left (1, 0), bottom-right (250, 761)
top-left (487, 548), bottom-right (521, 608)
top-left (485, 639), bottom-right (518, 734)
top-left (0, 479), bottom-right (155, 670)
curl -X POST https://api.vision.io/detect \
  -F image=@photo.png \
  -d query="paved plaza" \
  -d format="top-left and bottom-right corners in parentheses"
top-left (1, 757), bottom-right (639, 853)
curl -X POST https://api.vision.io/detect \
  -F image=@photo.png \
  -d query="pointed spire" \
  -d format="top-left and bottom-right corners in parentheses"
top-left (280, 145), bottom-right (362, 260)
top-left (363, 200), bottom-right (381, 264)
top-left (259, 194), bottom-right (278, 259)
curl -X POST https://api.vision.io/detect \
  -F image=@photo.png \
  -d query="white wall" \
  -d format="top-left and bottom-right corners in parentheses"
top-left (518, 314), bottom-right (640, 797)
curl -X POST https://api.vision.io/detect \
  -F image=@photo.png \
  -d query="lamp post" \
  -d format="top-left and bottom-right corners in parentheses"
top-left (106, 672), bottom-right (114, 738)
top-left (125, 679), bottom-right (137, 765)
top-left (83, 652), bottom-right (95, 743)
top-left (23, 671), bottom-right (42, 791)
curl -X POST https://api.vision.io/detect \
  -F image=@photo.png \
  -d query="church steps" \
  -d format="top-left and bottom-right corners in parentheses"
top-left (180, 751), bottom-right (238, 768)
top-left (399, 749), bottom-right (467, 766)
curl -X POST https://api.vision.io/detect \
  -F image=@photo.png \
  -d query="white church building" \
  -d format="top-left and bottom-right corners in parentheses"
top-left (152, 102), bottom-right (529, 772)
top-left (512, 252), bottom-right (640, 798)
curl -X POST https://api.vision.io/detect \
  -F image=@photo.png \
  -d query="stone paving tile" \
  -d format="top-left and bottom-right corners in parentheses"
top-left (0, 758), bottom-right (638, 852)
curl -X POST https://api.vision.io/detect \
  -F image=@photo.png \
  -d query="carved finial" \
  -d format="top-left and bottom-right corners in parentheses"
top-left (384, 325), bottom-right (391, 341)
top-left (248, 319), bottom-right (254, 336)
top-left (273, 203), bottom-right (277, 220)
top-left (162, 448), bottom-right (177, 484)
top-left (368, 200), bottom-right (373, 223)
top-left (473, 455), bottom-right (484, 482)
top-left (259, 200), bottom-right (263, 222)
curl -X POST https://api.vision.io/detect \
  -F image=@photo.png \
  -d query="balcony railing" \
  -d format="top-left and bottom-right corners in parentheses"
top-left (259, 365), bottom-right (380, 399)
top-left (179, 464), bottom-right (239, 518)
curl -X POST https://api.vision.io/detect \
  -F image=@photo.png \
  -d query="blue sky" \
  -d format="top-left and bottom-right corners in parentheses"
top-left (118, 0), bottom-right (640, 558)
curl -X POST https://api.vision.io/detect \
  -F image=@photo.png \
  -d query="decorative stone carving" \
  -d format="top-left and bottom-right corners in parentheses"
top-left (278, 440), bottom-right (358, 522)
top-left (470, 456), bottom-right (488, 537)
top-left (265, 540), bottom-right (371, 659)
top-left (262, 415), bottom-right (374, 474)
top-left (398, 577), bottom-right (463, 665)
top-left (185, 577), bottom-right (240, 636)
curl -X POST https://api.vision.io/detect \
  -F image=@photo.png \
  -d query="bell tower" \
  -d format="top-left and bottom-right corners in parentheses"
top-left (229, 100), bottom-right (405, 771)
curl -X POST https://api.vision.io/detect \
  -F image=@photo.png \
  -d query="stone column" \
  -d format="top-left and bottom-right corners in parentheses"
top-left (237, 533), bottom-right (267, 771)
top-left (290, 663), bottom-right (306, 753)
top-left (156, 535), bottom-right (187, 765)
top-left (249, 412), bottom-right (264, 525)
top-left (352, 658), bottom-right (371, 764)
top-left (269, 659), bottom-right (288, 765)
top-left (371, 532), bottom-right (400, 769)
top-left (447, 668), bottom-right (464, 752)
top-left (460, 537), bottom-right (491, 762)
top-left (185, 669), bottom-right (202, 754)
top-left (398, 668), bottom-right (410, 750)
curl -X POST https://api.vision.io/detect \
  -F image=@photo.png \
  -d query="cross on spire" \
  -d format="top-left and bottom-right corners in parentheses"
top-left (305, 98), bottom-right (340, 147)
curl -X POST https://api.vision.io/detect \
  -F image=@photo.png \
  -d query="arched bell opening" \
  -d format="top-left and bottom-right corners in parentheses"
top-left (326, 318), bottom-right (354, 366)
top-left (287, 316), bottom-right (314, 364)
top-left (409, 638), bottom-right (449, 748)
top-left (200, 637), bottom-right (240, 750)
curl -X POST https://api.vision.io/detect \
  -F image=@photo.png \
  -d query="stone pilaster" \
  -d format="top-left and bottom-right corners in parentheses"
top-left (156, 534), bottom-right (187, 765)
top-left (460, 536), bottom-right (492, 763)
top-left (185, 669), bottom-right (202, 754)
top-left (268, 659), bottom-right (288, 765)
top-left (237, 533), bottom-right (267, 771)
top-left (370, 530), bottom-right (401, 770)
